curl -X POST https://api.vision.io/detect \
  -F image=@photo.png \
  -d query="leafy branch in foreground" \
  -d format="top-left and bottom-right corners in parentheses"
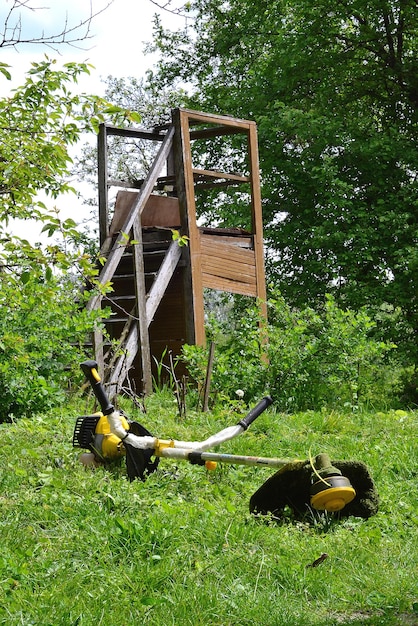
top-left (0, 58), bottom-right (140, 421)
top-left (0, 57), bottom-right (140, 222)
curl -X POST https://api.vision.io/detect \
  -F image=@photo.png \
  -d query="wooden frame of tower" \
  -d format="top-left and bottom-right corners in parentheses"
top-left (88, 108), bottom-right (267, 399)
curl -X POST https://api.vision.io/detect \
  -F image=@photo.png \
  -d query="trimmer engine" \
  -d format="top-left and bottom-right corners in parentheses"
top-left (73, 412), bottom-right (130, 461)
top-left (72, 410), bottom-right (159, 479)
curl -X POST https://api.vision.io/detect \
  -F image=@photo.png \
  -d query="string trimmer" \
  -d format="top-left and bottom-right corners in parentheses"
top-left (73, 360), bottom-right (379, 521)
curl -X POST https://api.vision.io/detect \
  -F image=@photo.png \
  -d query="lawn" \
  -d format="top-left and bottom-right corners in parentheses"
top-left (1, 392), bottom-right (417, 625)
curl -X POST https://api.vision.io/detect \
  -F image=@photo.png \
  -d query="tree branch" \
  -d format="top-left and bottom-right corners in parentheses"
top-left (0, 0), bottom-right (114, 51)
top-left (148, 0), bottom-right (191, 18)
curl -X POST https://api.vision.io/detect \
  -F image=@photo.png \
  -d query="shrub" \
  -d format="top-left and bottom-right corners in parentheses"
top-left (0, 271), bottom-right (103, 422)
top-left (182, 293), bottom-right (398, 411)
top-left (266, 293), bottom-right (396, 410)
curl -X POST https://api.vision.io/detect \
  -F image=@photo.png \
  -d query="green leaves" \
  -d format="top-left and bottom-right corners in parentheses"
top-left (171, 229), bottom-right (189, 246)
top-left (182, 292), bottom-right (397, 410)
top-left (0, 58), bottom-right (149, 422)
top-left (0, 57), bottom-right (142, 222)
top-left (0, 62), bottom-right (11, 80)
top-left (0, 269), bottom-right (107, 422)
top-left (150, 0), bottom-right (418, 393)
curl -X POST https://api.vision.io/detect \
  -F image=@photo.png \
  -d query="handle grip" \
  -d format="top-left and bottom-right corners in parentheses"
top-left (237, 396), bottom-right (273, 430)
top-left (80, 360), bottom-right (114, 415)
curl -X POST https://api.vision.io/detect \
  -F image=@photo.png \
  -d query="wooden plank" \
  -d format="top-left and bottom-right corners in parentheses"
top-left (146, 240), bottom-right (182, 325)
top-left (202, 258), bottom-right (255, 280)
top-left (192, 168), bottom-right (249, 183)
top-left (200, 234), bottom-right (252, 248)
top-left (202, 273), bottom-right (258, 297)
top-left (200, 237), bottom-right (256, 265)
top-left (202, 258), bottom-right (256, 284)
top-left (201, 241), bottom-right (256, 274)
top-left (87, 125), bottom-right (174, 312)
top-left (111, 192), bottom-right (180, 233)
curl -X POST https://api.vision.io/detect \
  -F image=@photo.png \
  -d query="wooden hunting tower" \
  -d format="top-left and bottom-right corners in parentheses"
top-left (89, 109), bottom-right (267, 399)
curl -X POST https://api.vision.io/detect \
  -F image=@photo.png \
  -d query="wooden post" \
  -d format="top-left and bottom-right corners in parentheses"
top-left (172, 108), bottom-right (206, 346)
top-left (98, 124), bottom-right (109, 248)
top-left (248, 121), bottom-right (268, 322)
top-left (132, 214), bottom-right (153, 396)
top-left (202, 341), bottom-right (216, 412)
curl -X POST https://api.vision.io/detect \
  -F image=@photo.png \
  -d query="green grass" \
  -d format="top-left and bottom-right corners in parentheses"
top-left (1, 393), bottom-right (417, 625)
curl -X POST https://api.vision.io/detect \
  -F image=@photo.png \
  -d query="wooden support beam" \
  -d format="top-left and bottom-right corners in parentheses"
top-left (106, 324), bottom-right (139, 399)
top-left (247, 122), bottom-right (267, 320)
top-left (172, 108), bottom-right (206, 346)
top-left (146, 240), bottom-right (182, 326)
top-left (98, 124), bottom-right (109, 247)
top-left (189, 126), bottom-right (246, 140)
top-left (87, 124), bottom-right (175, 313)
top-left (192, 168), bottom-right (249, 183)
top-left (132, 214), bottom-right (152, 396)
top-left (179, 108), bottom-right (252, 130)
top-left (104, 125), bottom-right (166, 141)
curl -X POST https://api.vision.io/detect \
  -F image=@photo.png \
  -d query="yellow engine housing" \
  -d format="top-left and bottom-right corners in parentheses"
top-left (93, 413), bottom-right (130, 460)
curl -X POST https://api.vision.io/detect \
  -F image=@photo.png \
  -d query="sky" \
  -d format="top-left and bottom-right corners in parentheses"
top-left (0, 0), bottom-right (187, 239)
top-left (1, 0), bottom-right (186, 89)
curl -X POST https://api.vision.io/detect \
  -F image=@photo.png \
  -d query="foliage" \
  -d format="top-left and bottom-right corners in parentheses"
top-left (148, 0), bottom-right (418, 385)
top-left (265, 293), bottom-right (397, 411)
top-left (0, 57), bottom-right (138, 223)
top-left (0, 272), bottom-right (99, 423)
top-left (182, 294), bottom-right (397, 411)
top-left (0, 59), bottom-right (139, 421)
top-left (0, 400), bottom-right (417, 624)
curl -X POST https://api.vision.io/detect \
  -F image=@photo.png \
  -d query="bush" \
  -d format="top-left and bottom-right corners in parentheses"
top-left (266, 293), bottom-right (396, 410)
top-left (182, 293), bottom-right (398, 411)
top-left (0, 271), bottom-right (102, 422)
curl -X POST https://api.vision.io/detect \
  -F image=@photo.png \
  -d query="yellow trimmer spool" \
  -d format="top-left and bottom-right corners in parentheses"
top-left (311, 484), bottom-right (356, 512)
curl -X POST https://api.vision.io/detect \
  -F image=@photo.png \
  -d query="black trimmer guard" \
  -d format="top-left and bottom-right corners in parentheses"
top-left (125, 421), bottom-right (159, 481)
top-left (250, 460), bottom-right (379, 520)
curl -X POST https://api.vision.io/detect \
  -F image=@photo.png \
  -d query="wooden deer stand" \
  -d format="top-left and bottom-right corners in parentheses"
top-left (89, 109), bottom-right (267, 399)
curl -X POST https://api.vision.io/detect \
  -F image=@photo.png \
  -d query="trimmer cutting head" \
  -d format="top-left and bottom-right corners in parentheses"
top-left (250, 457), bottom-right (379, 520)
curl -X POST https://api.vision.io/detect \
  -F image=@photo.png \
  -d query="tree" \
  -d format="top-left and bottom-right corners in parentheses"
top-left (148, 0), bottom-right (418, 392)
top-left (0, 58), bottom-right (140, 420)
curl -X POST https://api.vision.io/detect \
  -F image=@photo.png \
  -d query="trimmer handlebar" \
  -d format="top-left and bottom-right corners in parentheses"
top-left (80, 360), bottom-right (273, 448)
top-left (238, 396), bottom-right (273, 430)
top-left (80, 360), bottom-right (114, 415)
